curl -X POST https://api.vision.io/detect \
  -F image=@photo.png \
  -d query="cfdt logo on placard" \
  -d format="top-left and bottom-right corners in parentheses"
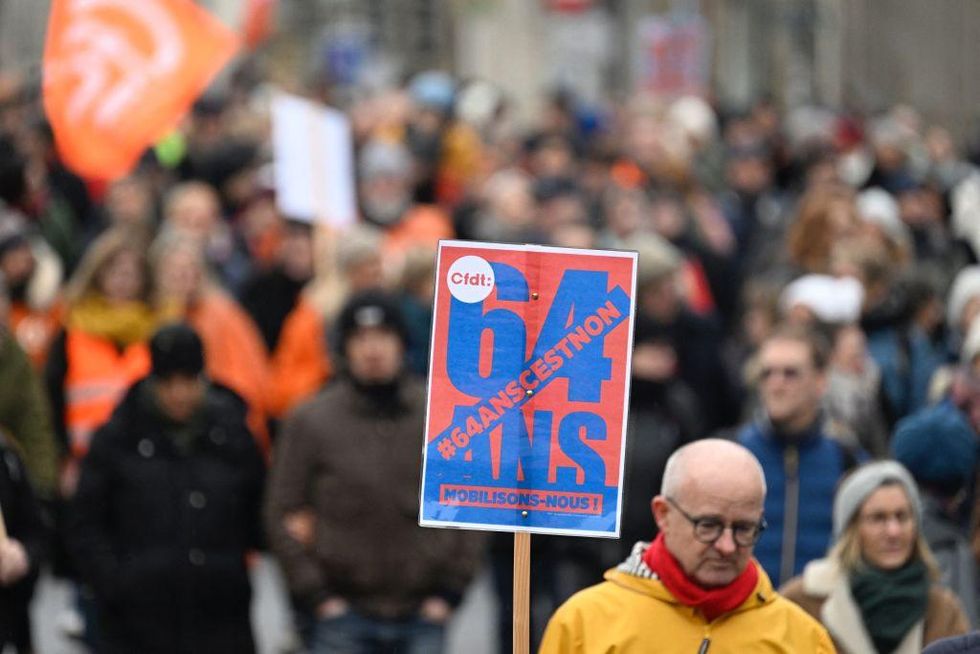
top-left (447, 255), bottom-right (495, 303)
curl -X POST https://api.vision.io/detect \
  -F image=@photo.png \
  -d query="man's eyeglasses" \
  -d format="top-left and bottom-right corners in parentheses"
top-left (759, 365), bottom-right (805, 382)
top-left (665, 497), bottom-right (766, 547)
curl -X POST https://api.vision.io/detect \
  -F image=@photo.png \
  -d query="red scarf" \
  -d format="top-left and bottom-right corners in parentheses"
top-left (642, 533), bottom-right (759, 622)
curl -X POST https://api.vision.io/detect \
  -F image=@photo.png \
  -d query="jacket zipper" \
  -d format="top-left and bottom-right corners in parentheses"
top-left (780, 445), bottom-right (799, 586)
top-left (698, 638), bottom-right (710, 654)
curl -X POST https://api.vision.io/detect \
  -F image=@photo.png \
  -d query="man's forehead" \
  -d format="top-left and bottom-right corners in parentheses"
top-left (349, 324), bottom-right (400, 339)
top-left (760, 338), bottom-right (810, 361)
top-left (678, 471), bottom-right (764, 512)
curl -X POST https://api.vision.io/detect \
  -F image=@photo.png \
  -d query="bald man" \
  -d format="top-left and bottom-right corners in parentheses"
top-left (539, 439), bottom-right (834, 654)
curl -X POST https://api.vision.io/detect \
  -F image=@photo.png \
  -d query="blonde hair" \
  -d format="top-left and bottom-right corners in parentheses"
top-left (148, 227), bottom-right (206, 271)
top-left (147, 227), bottom-right (219, 301)
top-left (64, 227), bottom-right (152, 306)
top-left (398, 245), bottom-right (436, 296)
top-left (787, 185), bottom-right (858, 274)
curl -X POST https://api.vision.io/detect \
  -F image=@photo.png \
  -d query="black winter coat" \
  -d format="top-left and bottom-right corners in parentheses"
top-left (68, 379), bottom-right (265, 654)
top-left (0, 434), bottom-right (47, 651)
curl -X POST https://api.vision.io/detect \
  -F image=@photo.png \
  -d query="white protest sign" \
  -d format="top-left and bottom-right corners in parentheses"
top-left (271, 92), bottom-right (356, 226)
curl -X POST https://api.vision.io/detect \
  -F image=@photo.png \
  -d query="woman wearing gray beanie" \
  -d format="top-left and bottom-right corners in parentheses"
top-left (781, 461), bottom-right (969, 653)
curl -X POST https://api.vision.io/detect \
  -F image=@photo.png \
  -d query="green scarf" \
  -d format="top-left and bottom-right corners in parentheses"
top-left (850, 558), bottom-right (929, 654)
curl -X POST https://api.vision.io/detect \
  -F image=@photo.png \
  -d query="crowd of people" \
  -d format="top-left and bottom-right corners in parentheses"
top-left (1, 51), bottom-right (980, 652)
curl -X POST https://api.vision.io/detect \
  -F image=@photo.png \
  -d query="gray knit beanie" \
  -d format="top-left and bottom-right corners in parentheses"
top-left (832, 461), bottom-right (922, 540)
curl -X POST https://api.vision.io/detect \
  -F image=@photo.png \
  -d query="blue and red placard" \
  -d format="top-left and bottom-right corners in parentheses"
top-left (419, 241), bottom-right (637, 537)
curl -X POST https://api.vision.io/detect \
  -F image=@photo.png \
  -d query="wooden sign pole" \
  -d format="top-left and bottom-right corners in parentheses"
top-left (513, 531), bottom-right (531, 654)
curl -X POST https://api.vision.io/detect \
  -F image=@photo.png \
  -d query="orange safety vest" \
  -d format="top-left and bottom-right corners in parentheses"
top-left (267, 298), bottom-right (332, 419)
top-left (187, 292), bottom-right (271, 453)
top-left (64, 330), bottom-right (151, 458)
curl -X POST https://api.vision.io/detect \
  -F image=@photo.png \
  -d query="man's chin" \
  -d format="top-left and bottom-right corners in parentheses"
top-left (695, 564), bottom-right (740, 588)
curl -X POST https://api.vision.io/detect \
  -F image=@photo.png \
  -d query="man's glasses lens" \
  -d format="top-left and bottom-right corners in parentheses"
top-left (694, 520), bottom-right (764, 546)
top-left (760, 366), bottom-right (802, 381)
top-left (667, 497), bottom-right (765, 546)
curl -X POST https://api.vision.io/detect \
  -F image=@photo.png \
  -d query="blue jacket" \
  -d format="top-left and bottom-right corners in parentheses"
top-left (866, 325), bottom-right (944, 421)
top-left (923, 633), bottom-right (980, 654)
top-left (738, 419), bottom-right (861, 588)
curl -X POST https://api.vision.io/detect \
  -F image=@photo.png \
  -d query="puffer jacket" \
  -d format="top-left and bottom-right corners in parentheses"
top-left (738, 417), bottom-right (862, 586)
top-left (539, 542), bottom-right (835, 654)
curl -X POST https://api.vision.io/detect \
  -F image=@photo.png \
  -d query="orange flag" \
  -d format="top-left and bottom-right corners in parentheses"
top-left (242, 0), bottom-right (277, 49)
top-left (42, 0), bottom-right (241, 181)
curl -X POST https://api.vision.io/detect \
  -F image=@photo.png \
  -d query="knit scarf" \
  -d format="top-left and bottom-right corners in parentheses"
top-left (850, 558), bottom-right (929, 654)
top-left (69, 295), bottom-right (159, 346)
top-left (642, 533), bottom-right (759, 622)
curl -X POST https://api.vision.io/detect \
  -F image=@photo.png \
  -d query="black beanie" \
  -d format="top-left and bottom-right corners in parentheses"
top-left (333, 290), bottom-right (409, 356)
top-left (150, 323), bottom-right (205, 378)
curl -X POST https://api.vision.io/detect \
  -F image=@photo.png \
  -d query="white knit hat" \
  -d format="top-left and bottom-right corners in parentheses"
top-left (832, 461), bottom-right (921, 540)
top-left (961, 317), bottom-right (980, 365)
top-left (947, 266), bottom-right (980, 332)
top-left (856, 187), bottom-right (911, 249)
top-left (667, 96), bottom-right (718, 146)
top-left (780, 274), bottom-right (865, 324)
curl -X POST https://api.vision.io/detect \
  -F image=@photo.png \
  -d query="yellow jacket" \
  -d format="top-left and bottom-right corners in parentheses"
top-left (540, 544), bottom-right (836, 654)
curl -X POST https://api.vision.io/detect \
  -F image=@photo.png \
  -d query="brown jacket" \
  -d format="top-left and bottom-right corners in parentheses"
top-left (781, 558), bottom-right (969, 654)
top-left (264, 376), bottom-right (484, 618)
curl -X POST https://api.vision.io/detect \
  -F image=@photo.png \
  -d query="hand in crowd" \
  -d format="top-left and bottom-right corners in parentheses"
top-left (689, 193), bottom-right (736, 256)
top-left (283, 508), bottom-right (315, 547)
top-left (0, 538), bottom-right (29, 586)
top-left (316, 596), bottom-right (350, 619)
top-left (631, 342), bottom-right (677, 381)
top-left (60, 458), bottom-right (80, 498)
top-left (419, 596), bottom-right (452, 624)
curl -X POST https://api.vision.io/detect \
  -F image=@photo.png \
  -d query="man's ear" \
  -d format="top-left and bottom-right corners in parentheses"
top-left (652, 496), bottom-right (670, 533)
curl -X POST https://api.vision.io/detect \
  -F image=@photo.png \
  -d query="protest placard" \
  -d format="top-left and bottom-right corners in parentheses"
top-left (271, 92), bottom-right (356, 226)
top-left (419, 240), bottom-right (636, 538)
top-left (634, 14), bottom-right (709, 98)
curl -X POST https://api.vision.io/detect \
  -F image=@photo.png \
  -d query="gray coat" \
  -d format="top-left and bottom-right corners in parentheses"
top-left (921, 493), bottom-right (979, 628)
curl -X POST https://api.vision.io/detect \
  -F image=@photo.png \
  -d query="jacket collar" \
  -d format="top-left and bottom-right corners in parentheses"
top-left (803, 557), bottom-right (924, 654)
top-left (607, 541), bottom-right (776, 617)
top-left (756, 410), bottom-right (826, 447)
top-left (339, 375), bottom-right (415, 416)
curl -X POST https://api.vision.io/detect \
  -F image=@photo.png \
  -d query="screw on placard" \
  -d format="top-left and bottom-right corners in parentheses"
top-left (521, 511), bottom-right (529, 518)
top-left (525, 389), bottom-right (534, 396)
top-left (531, 292), bottom-right (539, 300)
